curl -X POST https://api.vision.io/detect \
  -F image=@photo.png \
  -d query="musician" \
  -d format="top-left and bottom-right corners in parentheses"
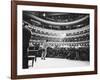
top-left (41, 40), bottom-right (48, 60)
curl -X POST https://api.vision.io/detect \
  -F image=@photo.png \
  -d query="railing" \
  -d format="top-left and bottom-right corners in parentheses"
top-left (24, 12), bottom-right (89, 26)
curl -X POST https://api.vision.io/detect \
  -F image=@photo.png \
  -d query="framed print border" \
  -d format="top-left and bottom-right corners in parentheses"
top-left (11, 0), bottom-right (97, 79)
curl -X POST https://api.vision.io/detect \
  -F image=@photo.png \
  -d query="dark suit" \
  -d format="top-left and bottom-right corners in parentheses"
top-left (23, 27), bottom-right (31, 69)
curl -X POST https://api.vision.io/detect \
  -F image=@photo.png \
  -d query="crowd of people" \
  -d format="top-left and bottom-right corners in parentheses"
top-left (29, 43), bottom-right (90, 61)
top-left (42, 46), bottom-right (89, 61)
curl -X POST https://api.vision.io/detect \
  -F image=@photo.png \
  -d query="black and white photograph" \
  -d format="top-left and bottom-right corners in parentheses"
top-left (11, 1), bottom-right (97, 79)
top-left (22, 11), bottom-right (90, 69)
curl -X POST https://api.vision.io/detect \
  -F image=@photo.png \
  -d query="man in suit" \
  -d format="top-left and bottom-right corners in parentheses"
top-left (23, 23), bottom-right (31, 69)
top-left (41, 40), bottom-right (48, 60)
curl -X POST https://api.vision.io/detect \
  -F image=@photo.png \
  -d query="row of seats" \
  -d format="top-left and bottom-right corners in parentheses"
top-left (31, 34), bottom-right (89, 42)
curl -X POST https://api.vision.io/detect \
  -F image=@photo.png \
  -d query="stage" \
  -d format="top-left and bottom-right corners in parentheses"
top-left (28, 57), bottom-right (89, 69)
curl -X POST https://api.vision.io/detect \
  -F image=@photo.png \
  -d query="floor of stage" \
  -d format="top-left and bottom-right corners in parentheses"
top-left (28, 57), bottom-right (90, 69)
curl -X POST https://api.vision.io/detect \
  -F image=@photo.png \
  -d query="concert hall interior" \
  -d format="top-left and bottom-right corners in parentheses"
top-left (22, 11), bottom-right (90, 69)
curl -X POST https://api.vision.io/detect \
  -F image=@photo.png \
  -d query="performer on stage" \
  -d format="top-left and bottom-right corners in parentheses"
top-left (41, 40), bottom-right (48, 60)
